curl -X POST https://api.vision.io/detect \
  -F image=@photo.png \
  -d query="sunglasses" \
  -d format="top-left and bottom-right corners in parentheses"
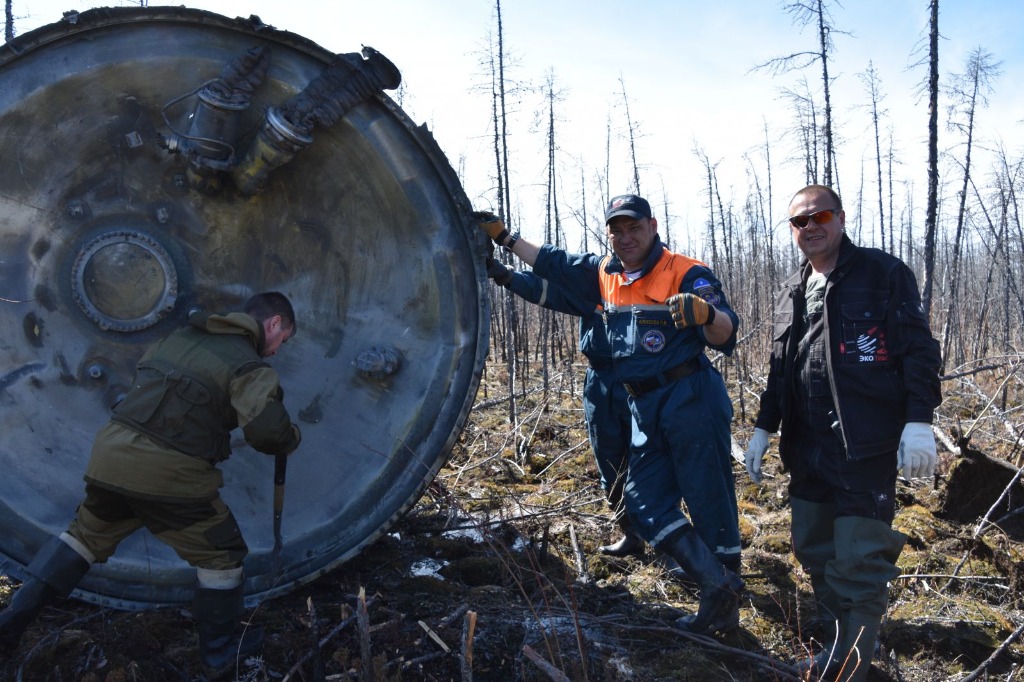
top-left (789, 209), bottom-right (838, 229)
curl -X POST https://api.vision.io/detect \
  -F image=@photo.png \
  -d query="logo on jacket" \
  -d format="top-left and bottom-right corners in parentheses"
top-left (641, 329), bottom-right (666, 353)
top-left (841, 326), bottom-right (889, 363)
top-left (693, 277), bottom-right (721, 306)
top-left (857, 334), bottom-right (878, 354)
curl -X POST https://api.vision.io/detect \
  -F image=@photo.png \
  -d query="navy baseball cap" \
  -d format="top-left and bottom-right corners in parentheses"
top-left (605, 194), bottom-right (652, 223)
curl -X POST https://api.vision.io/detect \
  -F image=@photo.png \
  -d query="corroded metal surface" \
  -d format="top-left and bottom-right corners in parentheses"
top-left (0, 7), bottom-right (489, 609)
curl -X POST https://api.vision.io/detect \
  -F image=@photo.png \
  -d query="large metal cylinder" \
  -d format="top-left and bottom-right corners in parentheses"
top-left (0, 7), bottom-right (489, 609)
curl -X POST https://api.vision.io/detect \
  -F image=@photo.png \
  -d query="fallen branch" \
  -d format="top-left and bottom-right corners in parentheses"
top-left (471, 385), bottom-right (546, 411)
top-left (962, 366), bottom-right (1020, 442)
top-left (420, 498), bottom-right (605, 532)
top-left (895, 572), bottom-right (1007, 583)
top-left (522, 644), bottom-right (571, 682)
top-left (517, 401), bottom-right (548, 462)
top-left (395, 650), bottom-right (447, 671)
top-left (933, 426), bottom-right (961, 458)
top-left (418, 619), bottom-right (451, 653)
top-left (959, 619), bottom-right (1024, 682)
top-left (438, 604), bottom-right (470, 630)
top-left (358, 586), bottom-right (372, 682)
top-left (461, 610), bottom-right (477, 682)
top-left (613, 623), bottom-right (804, 681)
top-left (17, 610), bottom-right (105, 682)
top-left (307, 596), bottom-right (325, 680)
top-left (568, 523), bottom-right (590, 584)
top-left (940, 363), bottom-right (1008, 380)
top-left (536, 438), bottom-right (590, 478)
top-left (281, 596), bottom-right (377, 681)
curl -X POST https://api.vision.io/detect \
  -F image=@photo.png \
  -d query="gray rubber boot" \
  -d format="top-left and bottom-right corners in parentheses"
top-left (0, 536), bottom-right (92, 656)
top-left (598, 516), bottom-right (644, 557)
top-left (796, 610), bottom-right (883, 682)
top-left (666, 526), bottom-right (744, 635)
top-left (790, 498), bottom-right (841, 630)
top-left (797, 516), bottom-right (906, 681)
top-left (194, 584), bottom-right (264, 680)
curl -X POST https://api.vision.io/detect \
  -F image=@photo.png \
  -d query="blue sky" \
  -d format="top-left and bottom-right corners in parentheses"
top-left (13, 0), bottom-right (1024, 253)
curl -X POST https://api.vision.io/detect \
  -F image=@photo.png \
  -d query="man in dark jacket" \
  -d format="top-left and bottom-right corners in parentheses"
top-left (744, 185), bottom-right (941, 681)
top-left (0, 292), bottom-right (302, 678)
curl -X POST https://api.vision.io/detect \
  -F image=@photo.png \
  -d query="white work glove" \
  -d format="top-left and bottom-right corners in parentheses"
top-left (897, 422), bottom-right (937, 480)
top-left (745, 428), bottom-right (771, 484)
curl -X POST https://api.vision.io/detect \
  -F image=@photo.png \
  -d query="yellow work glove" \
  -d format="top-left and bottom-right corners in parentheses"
top-left (471, 210), bottom-right (510, 245)
top-left (666, 293), bottom-right (716, 329)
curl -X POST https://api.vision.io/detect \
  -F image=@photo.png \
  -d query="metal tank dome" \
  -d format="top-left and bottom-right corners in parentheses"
top-left (0, 6), bottom-right (489, 609)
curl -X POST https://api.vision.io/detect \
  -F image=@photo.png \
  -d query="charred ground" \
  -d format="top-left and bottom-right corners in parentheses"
top-left (2, 357), bottom-right (1023, 681)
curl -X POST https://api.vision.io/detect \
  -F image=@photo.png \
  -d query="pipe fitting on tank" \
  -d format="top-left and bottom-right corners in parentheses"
top-left (229, 107), bottom-right (315, 196)
top-left (354, 345), bottom-right (400, 380)
top-left (160, 46), bottom-right (271, 193)
top-left (231, 46), bottom-right (401, 196)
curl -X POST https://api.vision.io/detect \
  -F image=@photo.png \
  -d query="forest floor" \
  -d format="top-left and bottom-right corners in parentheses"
top-left (2, 355), bottom-right (1023, 681)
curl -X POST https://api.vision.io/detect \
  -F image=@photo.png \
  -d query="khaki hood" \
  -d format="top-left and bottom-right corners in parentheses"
top-left (190, 311), bottom-right (264, 355)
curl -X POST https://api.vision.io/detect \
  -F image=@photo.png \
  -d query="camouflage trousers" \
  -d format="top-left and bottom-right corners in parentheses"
top-left (66, 483), bottom-right (248, 571)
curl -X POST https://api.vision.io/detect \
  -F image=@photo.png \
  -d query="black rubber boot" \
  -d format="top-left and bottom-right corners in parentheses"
top-left (193, 585), bottom-right (264, 680)
top-left (598, 516), bottom-right (644, 557)
top-left (0, 536), bottom-right (91, 656)
top-left (657, 552), bottom-right (692, 583)
top-left (719, 552), bottom-right (742, 577)
top-left (666, 527), bottom-right (744, 635)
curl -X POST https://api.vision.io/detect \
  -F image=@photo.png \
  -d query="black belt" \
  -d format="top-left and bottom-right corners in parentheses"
top-left (623, 357), bottom-right (703, 398)
top-left (587, 358), bottom-right (614, 371)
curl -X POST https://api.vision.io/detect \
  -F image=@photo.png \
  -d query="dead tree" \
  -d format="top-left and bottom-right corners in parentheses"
top-left (486, 0), bottom-right (519, 423)
top-left (651, 179), bottom-right (666, 250)
top-left (5, 0), bottom-right (13, 42)
top-left (993, 147), bottom-right (1024, 355)
top-left (694, 146), bottom-right (720, 269)
top-left (539, 73), bottom-right (573, 395)
top-left (921, 0), bottom-right (940, 319)
top-left (968, 164), bottom-right (1024, 359)
top-left (939, 47), bottom-right (1002, 369)
top-left (887, 125), bottom-right (900, 259)
top-left (603, 115), bottom-right (612, 205)
top-left (781, 79), bottom-right (821, 185)
top-left (756, 0), bottom-right (847, 187)
top-left (860, 61), bottom-right (890, 252)
top-left (618, 76), bottom-right (642, 195)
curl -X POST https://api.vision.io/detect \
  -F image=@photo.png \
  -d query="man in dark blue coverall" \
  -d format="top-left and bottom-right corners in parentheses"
top-left (475, 196), bottom-right (743, 635)
top-left (483, 257), bottom-right (643, 556)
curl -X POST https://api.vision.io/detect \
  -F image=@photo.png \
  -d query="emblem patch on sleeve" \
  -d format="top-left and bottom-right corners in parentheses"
top-left (693, 277), bottom-right (721, 305)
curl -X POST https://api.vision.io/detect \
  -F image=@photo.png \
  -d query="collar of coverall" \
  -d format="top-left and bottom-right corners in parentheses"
top-left (604, 235), bottom-right (665, 277)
